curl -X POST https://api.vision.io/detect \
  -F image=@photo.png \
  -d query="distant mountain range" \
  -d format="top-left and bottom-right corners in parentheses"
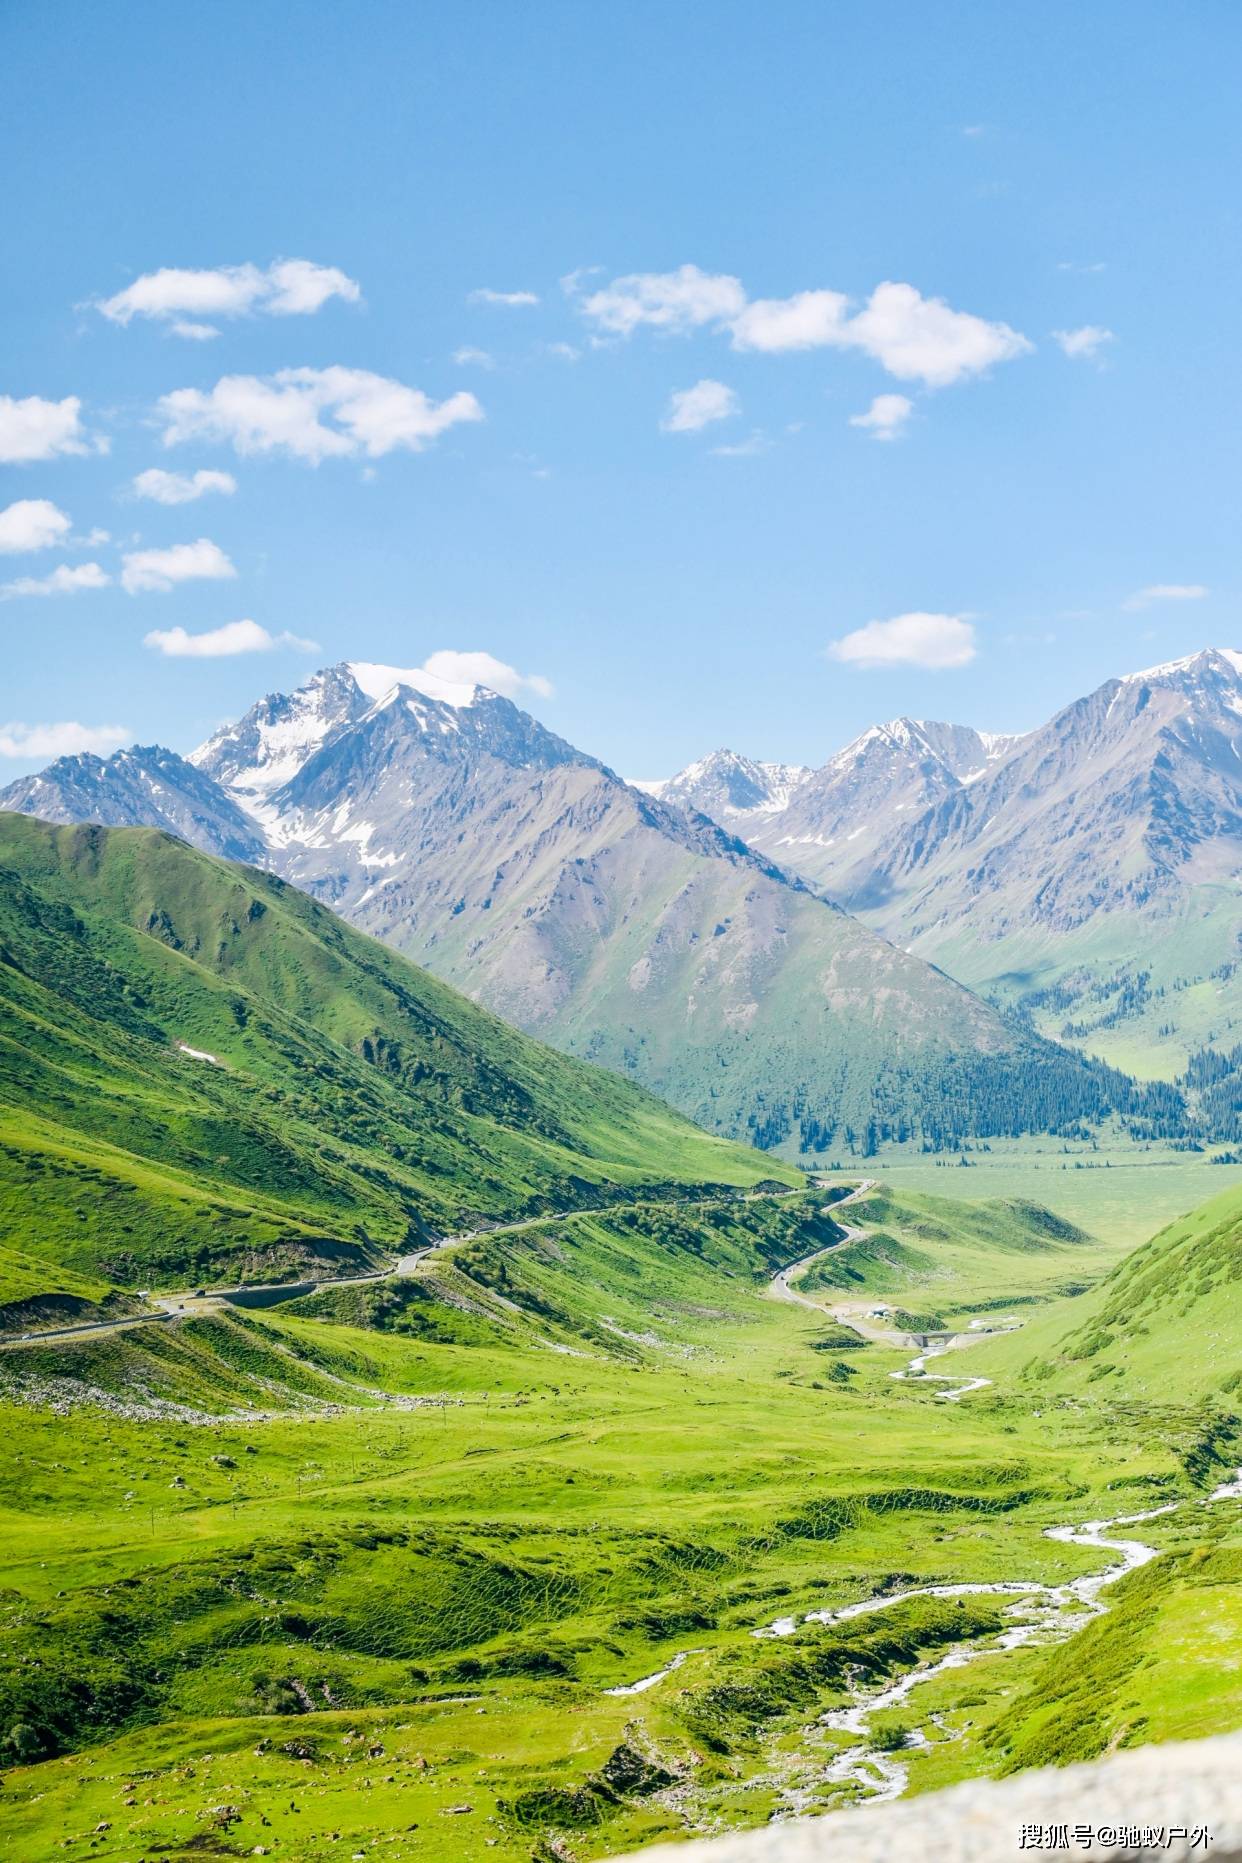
top-left (649, 648), bottom-right (1242, 1078)
top-left (4, 649), bottom-right (1238, 1153)
top-left (646, 720), bottom-right (1022, 894)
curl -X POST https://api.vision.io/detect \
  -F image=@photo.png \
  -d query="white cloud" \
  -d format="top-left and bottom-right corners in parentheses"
top-left (1053, 324), bottom-right (1115, 361)
top-left (577, 264), bottom-right (1031, 388)
top-left (737, 280), bottom-right (1028, 383)
top-left (544, 341), bottom-right (581, 362)
top-left (468, 288), bottom-right (540, 307)
top-left (0, 562), bottom-right (110, 600)
top-left (0, 394), bottom-right (98, 463)
top-left (837, 282), bottom-right (1031, 386)
top-left (102, 264), bottom-right (264, 325)
top-left (98, 259), bottom-right (360, 334)
top-left (157, 367), bottom-right (483, 463)
top-left (0, 499), bottom-right (73, 553)
top-left (0, 720), bottom-right (130, 759)
top-left (1123, 583), bottom-right (1210, 611)
top-left (419, 649), bottom-right (553, 699)
top-left (132, 467), bottom-right (237, 505)
top-left (265, 259), bottom-right (360, 316)
top-left (452, 346), bottom-right (495, 369)
top-left (828, 612), bottom-right (978, 670)
top-left (731, 289), bottom-right (850, 352)
top-left (661, 379), bottom-right (740, 433)
top-left (579, 264), bottom-right (747, 337)
top-left (849, 393), bottom-right (914, 441)
top-left (120, 538), bottom-right (236, 594)
top-left (144, 618), bottom-right (319, 657)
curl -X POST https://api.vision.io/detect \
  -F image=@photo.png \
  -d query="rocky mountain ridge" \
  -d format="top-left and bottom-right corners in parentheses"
top-left (5, 648), bottom-right (1237, 1129)
top-left (652, 647), bottom-right (1242, 1070)
top-left (0, 660), bottom-right (1137, 1153)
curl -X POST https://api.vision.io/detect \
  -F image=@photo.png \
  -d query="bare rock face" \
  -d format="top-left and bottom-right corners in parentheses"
top-left (617, 1729), bottom-right (1242, 1862)
top-left (657, 649), bottom-right (1242, 944)
top-left (215, 669), bottom-right (1016, 1142)
top-left (650, 648), bottom-right (1242, 1066)
top-left (191, 661), bottom-right (374, 801)
top-left (751, 718), bottom-right (1019, 897)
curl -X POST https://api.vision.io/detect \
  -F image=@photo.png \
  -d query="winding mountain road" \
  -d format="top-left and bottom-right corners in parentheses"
top-left (768, 1178), bottom-right (876, 1309)
top-left (768, 1177), bottom-right (1015, 1396)
top-left (0, 1181), bottom-right (807, 1352)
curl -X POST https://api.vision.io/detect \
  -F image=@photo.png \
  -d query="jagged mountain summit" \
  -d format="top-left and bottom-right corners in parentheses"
top-left (191, 661), bottom-right (377, 807)
top-left (635, 749), bottom-right (811, 823)
top-left (861, 648), bottom-right (1242, 929)
top-left (659, 718), bottom-right (1023, 893)
top-left (0, 659), bottom-right (1135, 1154)
top-left (848, 647), bottom-right (1242, 1064)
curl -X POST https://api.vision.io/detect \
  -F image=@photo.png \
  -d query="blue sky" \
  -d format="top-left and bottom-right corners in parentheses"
top-left (3, 0), bottom-right (1240, 779)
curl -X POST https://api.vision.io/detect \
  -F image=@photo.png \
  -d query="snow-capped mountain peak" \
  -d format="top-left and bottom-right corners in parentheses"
top-left (190, 663), bottom-right (371, 798)
top-left (644, 748), bottom-right (811, 820)
top-left (346, 660), bottom-right (487, 709)
top-left (1119, 644), bottom-right (1242, 688)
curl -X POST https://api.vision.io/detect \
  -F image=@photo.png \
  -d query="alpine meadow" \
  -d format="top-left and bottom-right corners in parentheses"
top-left (2, 6), bottom-right (1242, 1862)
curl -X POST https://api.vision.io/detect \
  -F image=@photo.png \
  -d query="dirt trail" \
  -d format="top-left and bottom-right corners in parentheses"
top-left (768, 1177), bottom-right (1017, 1396)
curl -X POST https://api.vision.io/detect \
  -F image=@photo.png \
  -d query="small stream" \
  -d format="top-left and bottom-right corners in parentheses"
top-left (890, 1343), bottom-right (992, 1399)
top-left (887, 1320), bottom-right (1020, 1402)
top-left (810, 1470), bottom-right (1242, 1806)
top-left (603, 1649), bottom-right (699, 1697)
top-left (601, 1321), bottom-right (1242, 1813)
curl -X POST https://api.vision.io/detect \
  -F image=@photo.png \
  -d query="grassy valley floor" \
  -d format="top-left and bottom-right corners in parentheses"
top-left (0, 1179), bottom-right (1239, 1861)
top-left (812, 1143), bottom-right (1242, 1247)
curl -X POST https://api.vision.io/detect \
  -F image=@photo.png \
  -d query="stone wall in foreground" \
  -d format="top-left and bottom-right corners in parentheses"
top-left (617, 1732), bottom-right (1242, 1862)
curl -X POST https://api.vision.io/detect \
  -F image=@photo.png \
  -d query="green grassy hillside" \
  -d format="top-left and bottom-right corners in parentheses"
top-left (928, 888), bottom-right (1242, 1083)
top-left (0, 813), bottom-right (795, 1295)
top-left (969, 1181), bottom-right (1242, 1403)
top-left (797, 1184), bottom-right (1103, 1320)
top-left (0, 1215), bottom-right (1237, 1862)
